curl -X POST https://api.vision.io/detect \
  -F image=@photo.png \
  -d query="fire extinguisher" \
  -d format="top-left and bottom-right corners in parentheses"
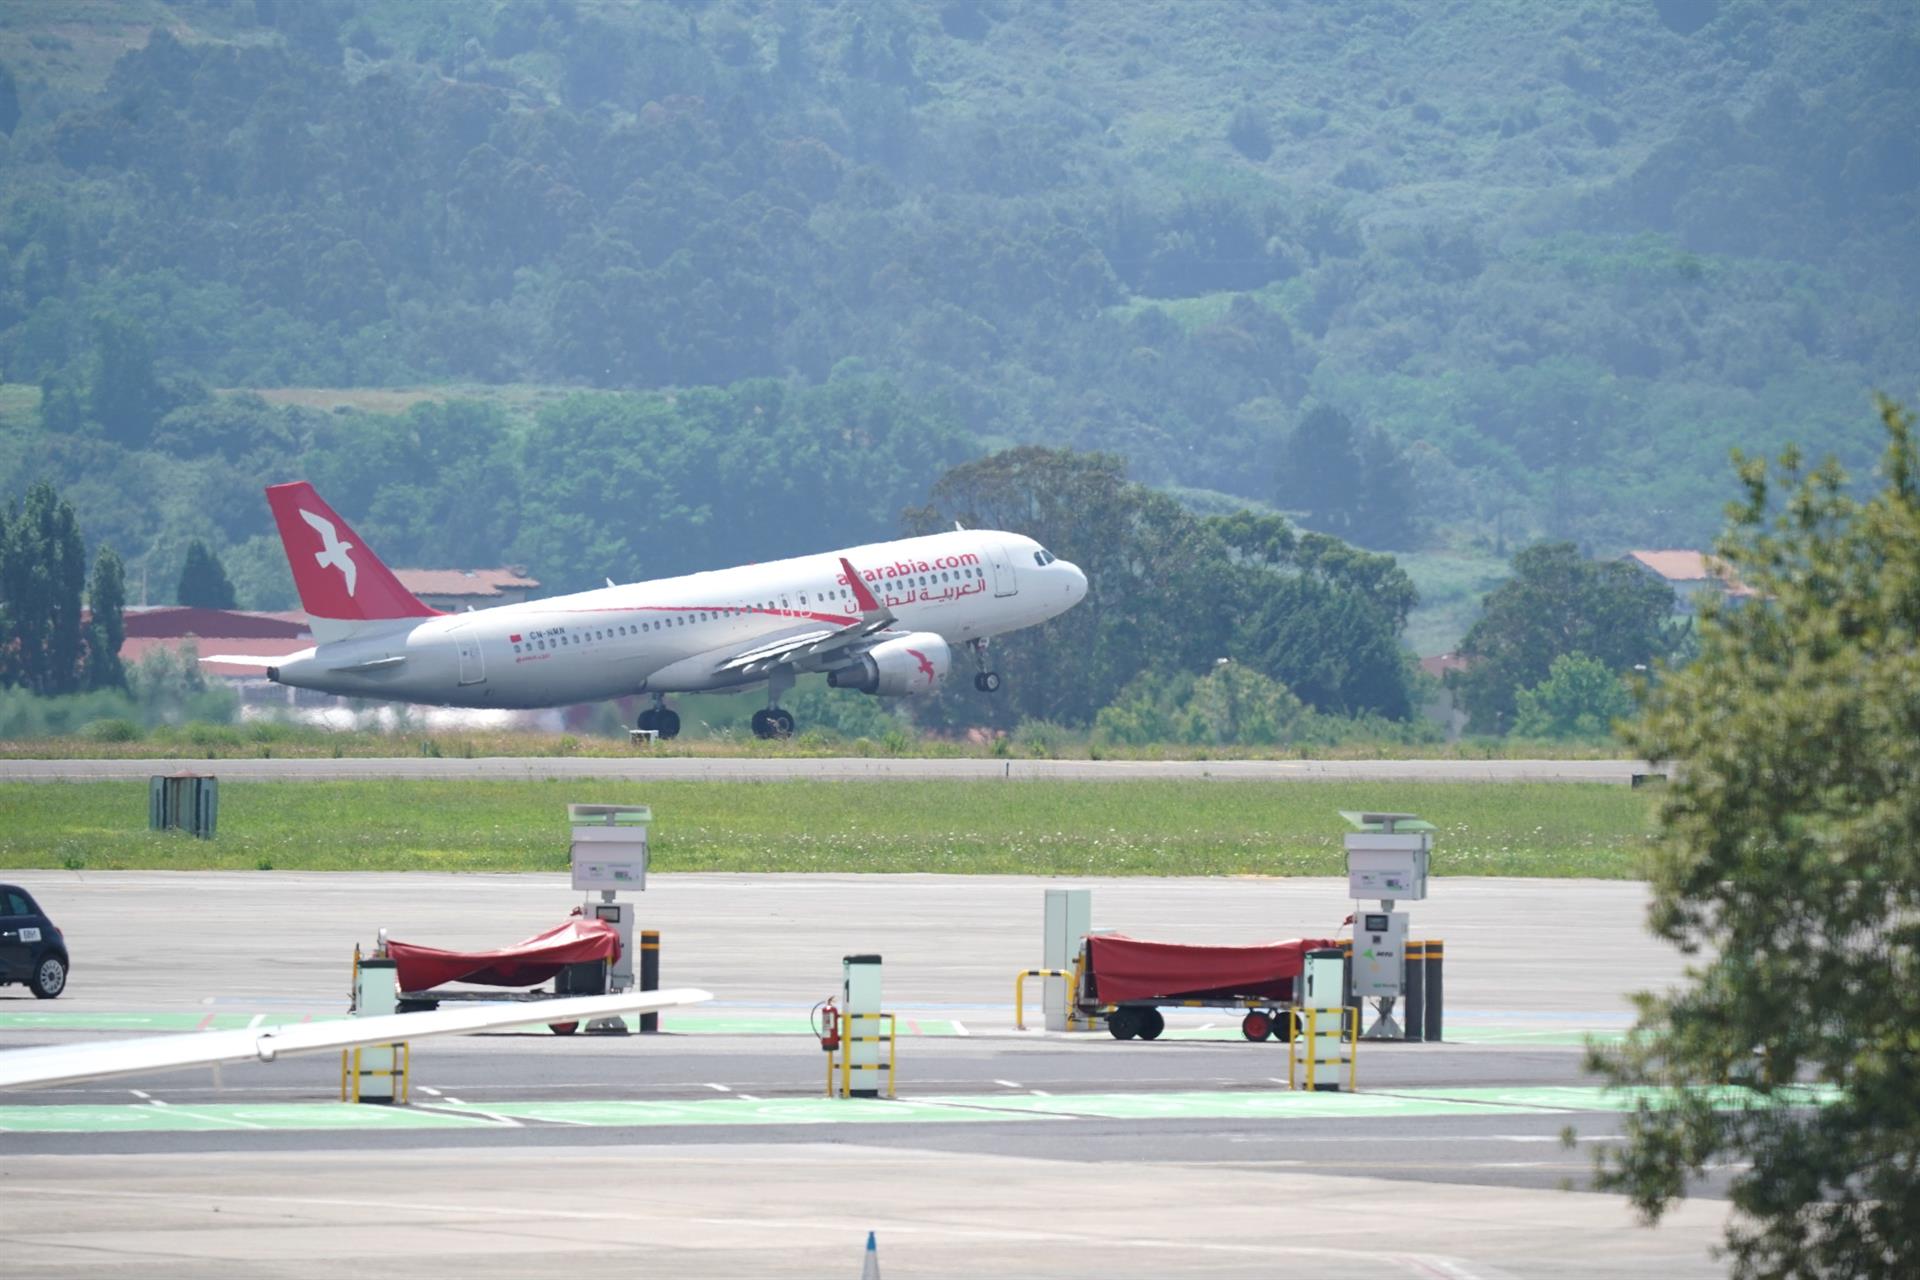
top-left (815, 999), bottom-right (841, 1052)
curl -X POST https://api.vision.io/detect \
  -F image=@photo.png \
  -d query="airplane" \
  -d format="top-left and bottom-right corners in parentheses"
top-left (0, 987), bottom-right (711, 1090)
top-left (209, 482), bottom-right (1088, 739)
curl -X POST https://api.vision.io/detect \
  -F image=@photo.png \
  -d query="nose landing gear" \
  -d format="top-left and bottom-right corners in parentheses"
top-left (968, 639), bottom-right (1001, 694)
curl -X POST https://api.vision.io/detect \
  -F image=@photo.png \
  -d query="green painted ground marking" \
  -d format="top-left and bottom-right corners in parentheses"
top-left (659, 1014), bottom-right (964, 1036)
top-left (0, 1084), bottom-right (1839, 1135)
top-left (915, 1089), bottom-right (1531, 1120)
top-left (1388, 1084), bottom-right (1843, 1113)
top-left (0, 1102), bottom-right (502, 1133)
top-left (1155, 1023), bottom-right (1624, 1046)
top-left (448, 1097), bottom-right (1037, 1127)
top-left (0, 1011), bottom-right (342, 1033)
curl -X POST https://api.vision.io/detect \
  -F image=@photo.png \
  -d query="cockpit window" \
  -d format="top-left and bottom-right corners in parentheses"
top-left (1033, 549), bottom-right (1057, 566)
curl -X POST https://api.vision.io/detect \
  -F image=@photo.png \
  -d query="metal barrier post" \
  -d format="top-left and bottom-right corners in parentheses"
top-left (1403, 940), bottom-right (1427, 1041)
top-left (1425, 940), bottom-right (1444, 1041)
top-left (638, 929), bottom-right (660, 1032)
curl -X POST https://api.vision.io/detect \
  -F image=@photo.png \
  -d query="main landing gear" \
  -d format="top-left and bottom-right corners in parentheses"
top-left (637, 697), bottom-right (681, 740)
top-left (750, 707), bottom-right (795, 739)
top-left (969, 638), bottom-right (1002, 694)
top-left (750, 669), bottom-right (796, 740)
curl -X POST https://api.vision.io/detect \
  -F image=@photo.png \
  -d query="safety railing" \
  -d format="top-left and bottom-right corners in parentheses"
top-left (827, 1012), bottom-right (896, 1098)
top-left (1286, 1004), bottom-right (1359, 1092)
top-left (339, 1041), bottom-right (410, 1104)
top-left (1014, 968), bottom-right (1070, 1030)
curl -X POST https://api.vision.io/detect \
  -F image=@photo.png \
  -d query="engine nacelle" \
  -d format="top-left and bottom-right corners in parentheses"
top-left (828, 633), bottom-right (952, 697)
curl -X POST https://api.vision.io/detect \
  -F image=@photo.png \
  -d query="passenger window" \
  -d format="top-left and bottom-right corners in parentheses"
top-left (6, 890), bottom-right (32, 914)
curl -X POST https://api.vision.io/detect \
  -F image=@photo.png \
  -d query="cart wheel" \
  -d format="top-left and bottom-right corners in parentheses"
top-left (1108, 1008), bottom-right (1140, 1040)
top-left (1273, 1009), bottom-right (1296, 1043)
top-left (548, 1021), bottom-right (579, 1036)
top-left (1137, 1008), bottom-right (1165, 1041)
top-left (1241, 1011), bottom-right (1272, 1041)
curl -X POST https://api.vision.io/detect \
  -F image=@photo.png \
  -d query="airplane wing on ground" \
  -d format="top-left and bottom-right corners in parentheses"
top-left (712, 556), bottom-right (895, 679)
top-left (0, 987), bottom-right (712, 1090)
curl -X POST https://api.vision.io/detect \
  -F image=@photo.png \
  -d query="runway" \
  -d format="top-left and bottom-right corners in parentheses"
top-left (0, 755), bottom-right (1655, 782)
top-left (0, 870), bottom-right (1733, 1277)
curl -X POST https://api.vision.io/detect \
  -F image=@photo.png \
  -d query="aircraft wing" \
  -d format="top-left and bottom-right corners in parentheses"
top-left (0, 987), bottom-right (712, 1091)
top-left (712, 556), bottom-right (894, 679)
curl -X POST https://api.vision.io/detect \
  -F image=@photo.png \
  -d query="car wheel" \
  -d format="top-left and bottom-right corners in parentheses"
top-left (30, 954), bottom-right (67, 999)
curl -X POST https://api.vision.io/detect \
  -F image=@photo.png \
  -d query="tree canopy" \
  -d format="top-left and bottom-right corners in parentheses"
top-left (1591, 398), bottom-right (1920, 1277)
top-left (1451, 542), bottom-right (1676, 733)
top-left (904, 448), bottom-right (1417, 728)
top-left (0, 0), bottom-right (1910, 568)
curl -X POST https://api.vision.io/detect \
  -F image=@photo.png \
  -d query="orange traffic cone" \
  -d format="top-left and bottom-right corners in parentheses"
top-left (860, 1230), bottom-right (881, 1278)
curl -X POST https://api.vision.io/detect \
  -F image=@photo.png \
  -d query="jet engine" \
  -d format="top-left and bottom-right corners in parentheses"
top-left (828, 633), bottom-right (952, 697)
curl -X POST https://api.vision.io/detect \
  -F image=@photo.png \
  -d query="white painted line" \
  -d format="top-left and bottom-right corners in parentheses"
top-left (129, 1089), bottom-right (150, 1100)
top-left (151, 1107), bottom-right (268, 1130)
top-left (246, 1014), bottom-right (266, 1030)
top-left (950, 1020), bottom-right (969, 1037)
top-left (444, 1096), bottom-right (465, 1105)
top-left (993, 1079), bottom-right (1021, 1089)
top-left (1029, 1089), bottom-right (1052, 1097)
top-left (703, 1082), bottom-right (732, 1093)
top-left (418, 1104), bottom-right (521, 1128)
top-left (736, 1094), bottom-right (761, 1102)
top-left (419, 1086), bottom-right (444, 1097)
top-left (148, 1099), bottom-right (172, 1108)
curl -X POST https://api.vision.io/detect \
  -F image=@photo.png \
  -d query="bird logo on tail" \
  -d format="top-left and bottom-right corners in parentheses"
top-left (300, 509), bottom-right (358, 597)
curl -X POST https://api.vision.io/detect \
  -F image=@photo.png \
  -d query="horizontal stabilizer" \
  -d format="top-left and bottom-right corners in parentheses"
top-left (0, 987), bottom-right (713, 1090)
top-left (199, 654), bottom-right (282, 669)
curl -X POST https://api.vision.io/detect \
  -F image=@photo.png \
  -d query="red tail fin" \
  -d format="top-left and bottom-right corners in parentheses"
top-left (266, 482), bottom-right (437, 622)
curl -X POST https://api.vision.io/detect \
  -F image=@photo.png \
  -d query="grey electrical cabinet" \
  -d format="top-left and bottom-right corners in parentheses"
top-left (1341, 811), bottom-right (1435, 902)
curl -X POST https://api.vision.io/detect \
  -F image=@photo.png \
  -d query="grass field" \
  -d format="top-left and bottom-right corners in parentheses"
top-left (0, 780), bottom-right (1660, 877)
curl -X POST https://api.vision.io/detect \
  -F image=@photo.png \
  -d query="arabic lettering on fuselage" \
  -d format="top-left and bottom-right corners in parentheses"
top-left (877, 577), bottom-right (988, 610)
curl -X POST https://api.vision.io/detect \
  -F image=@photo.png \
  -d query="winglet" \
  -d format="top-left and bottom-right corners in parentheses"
top-left (840, 557), bottom-right (882, 613)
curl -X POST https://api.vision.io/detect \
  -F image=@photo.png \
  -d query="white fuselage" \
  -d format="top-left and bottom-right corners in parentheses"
top-left (268, 530), bottom-right (1084, 708)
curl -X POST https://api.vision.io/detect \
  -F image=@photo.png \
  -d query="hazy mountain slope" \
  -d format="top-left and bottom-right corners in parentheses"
top-left (0, 0), bottom-right (1912, 599)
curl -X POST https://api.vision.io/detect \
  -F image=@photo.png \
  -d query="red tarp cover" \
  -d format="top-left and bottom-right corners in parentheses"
top-left (1084, 934), bottom-right (1340, 1004)
top-left (387, 918), bottom-right (621, 991)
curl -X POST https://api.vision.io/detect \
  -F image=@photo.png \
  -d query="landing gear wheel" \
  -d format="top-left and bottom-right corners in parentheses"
top-left (1136, 1007), bottom-right (1165, 1041)
top-left (636, 708), bottom-right (658, 733)
top-left (29, 955), bottom-right (66, 999)
top-left (655, 710), bottom-right (681, 740)
top-left (974, 671), bottom-right (1002, 693)
top-left (548, 1021), bottom-right (579, 1036)
top-left (1241, 1010), bottom-right (1273, 1042)
top-left (1107, 1008), bottom-right (1140, 1040)
top-left (751, 708), bottom-right (792, 740)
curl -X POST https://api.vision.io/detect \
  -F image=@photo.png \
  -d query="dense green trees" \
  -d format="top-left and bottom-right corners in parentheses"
top-left (1510, 653), bottom-right (1634, 739)
top-left (0, 483), bottom-right (124, 695)
top-left (1275, 406), bottom-right (1420, 549)
top-left (1451, 542), bottom-right (1675, 733)
top-left (1591, 399), bottom-right (1920, 1276)
top-left (176, 540), bottom-right (236, 610)
top-left (904, 448), bottom-right (1417, 730)
top-left (0, 1), bottom-right (1907, 566)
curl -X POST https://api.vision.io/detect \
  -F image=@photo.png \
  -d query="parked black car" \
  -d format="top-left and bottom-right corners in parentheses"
top-left (0, 884), bottom-right (68, 998)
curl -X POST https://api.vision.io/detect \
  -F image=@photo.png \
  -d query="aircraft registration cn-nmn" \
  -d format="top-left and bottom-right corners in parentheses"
top-left (210, 482), bottom-right (1087, 738)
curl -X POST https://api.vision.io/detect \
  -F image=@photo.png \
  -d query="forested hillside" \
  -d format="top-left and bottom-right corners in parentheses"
top-left (0, 0), bottom-right (1913, 615)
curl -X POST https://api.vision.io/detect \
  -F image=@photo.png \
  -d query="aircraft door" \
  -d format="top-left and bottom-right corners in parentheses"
top-left (986, 543), bottom-right (1019, 598)
top-left (452, 626), bottom-right (485, 685)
